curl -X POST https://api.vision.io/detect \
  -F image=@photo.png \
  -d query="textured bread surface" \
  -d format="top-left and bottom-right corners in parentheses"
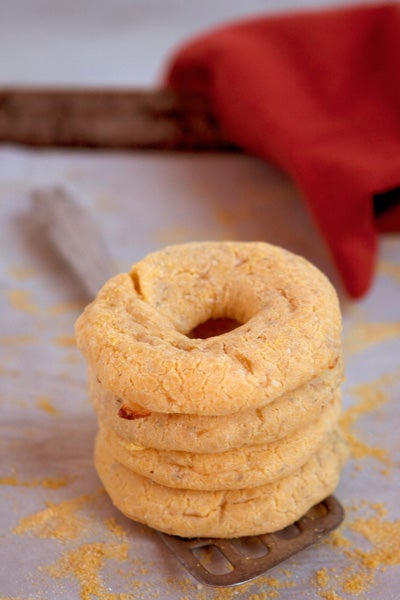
top-left (89, 359), bottom-right (343, 452)
top-left (75, 241), bottom-right (346, 538)
top-left (95, 430), bottom-right (348, 538)
top-left (97, 392), bottom-right (341, 490)
top-left (76, 241), bottom-right (342, 415)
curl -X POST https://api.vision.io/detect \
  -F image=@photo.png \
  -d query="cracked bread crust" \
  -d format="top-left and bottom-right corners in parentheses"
top-left (97, 392), bottom-right (341, 490)
top-left (89, 359), bottom-right (343, 452)
top-left (75, 241), bottom-right (342, 415)
top-left (94, 430), bottom-right (348, 538)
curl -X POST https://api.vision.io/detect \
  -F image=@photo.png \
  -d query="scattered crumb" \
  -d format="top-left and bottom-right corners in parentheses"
top-left (55, 335), bottom-right (76, 347)
top-left (104, 517), bottom-right (127, 539)
top-left (36, 395), bottom-right (60, 416)
top-left (7, 289), bottom-right (40, 314)
top-left (314, 568), bottom-right (329, 587)
top-left (46, 541), bottom-right (130, 600)
top-left (8, 265), bottom-right (37, 280)
top-left (63, 351), bottom-right (81, 364)
top-left (380, 467), bottom-right (392, 478)
top-left (317, 592), bottom-right (344, 600)
top-left (13, 492), bottom-right (101, 540)
top-left (317, 504), bottom-right (400, 597)
top-left (326, 528), bottom-right (351, 549)
top-left (340, 379), bottom-right (392, 466)
top-left (0, 475), bottom-right (68, 489)
top-left (343, 321), bottom-right (400, 356)
top-left (350, 515), bottom-right (400, 568)
top-left (48, 301), bottom-right (86, 316)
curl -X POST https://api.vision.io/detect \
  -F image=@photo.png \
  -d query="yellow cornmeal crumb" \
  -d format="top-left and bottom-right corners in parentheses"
top-left (279, 569), bottom-right (293, 578)
top-left (341, 569), bottom-right (374, 594)
top-left (314, 568), bottom-right (329, 587)
top-left (8, 264), bottom-right (37, 280)
top-left (343, 321), bottom-right (400, 356)
top-left (48, 300), bottom-right (86, 316)
top-left (318, 592), bottom-right (344, 600)
top-left (104, 517), bottom-right (126, 539)
top-left (41, 478), bottom-right (69, 489)
top-left (325, 528), bottom-right (351, 549)
top-left (0, 475), bottom-right (67, 489)
top-left (350, 516), bottom-right (400, 567)
top-left (8, 289), bottom-right (40, 314)
top-left (63, 351), bottom-right (81, 364)
top-left (247, 592), bottom-right (279, 600)
top-left (368, 503), bottom-right (388, 518)
top-left (259, 576), bottom-right (295, 589)
top-left (380, 467), bottom-right (392, 478)
top-left (36, 396), bottom-right (60, 416)
top-left (321, 504), bottom-right (400, 597)
top-left (47, 541), bottom-right (130, 600)
top-left (343, 432), bottom-right (390, 464)
top-left (55, 335), bottom-right (76, 347)
top-left (13, 493), bottom-right (100, 540)
top-left (340, 379), bottom-right (391, 466)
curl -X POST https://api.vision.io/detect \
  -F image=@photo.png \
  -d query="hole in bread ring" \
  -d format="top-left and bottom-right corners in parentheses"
top-left (189, 317), bottom-right (242, 339)
top-left (76, 242), bottom-right (341, 416)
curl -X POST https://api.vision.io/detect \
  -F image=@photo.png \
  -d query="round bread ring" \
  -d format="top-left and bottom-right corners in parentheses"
top-left (94, 430), bottom-right (348, 538)
top-left (89, 360), bottom-right (343, 453)
top-left (97, 392), bottom-right (341, 490)
top-left (76, 242), bottom-right (342, 415)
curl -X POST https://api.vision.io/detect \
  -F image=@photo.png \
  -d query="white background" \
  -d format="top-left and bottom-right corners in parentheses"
top-left (0, 0), bottom-right (384, 86)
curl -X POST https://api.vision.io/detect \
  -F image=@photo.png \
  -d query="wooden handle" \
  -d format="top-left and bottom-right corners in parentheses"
top-left (0, 88), bottom-right (236, 150)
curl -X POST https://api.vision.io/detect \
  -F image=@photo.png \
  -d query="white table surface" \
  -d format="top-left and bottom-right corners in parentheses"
top-left (0, 146), bottom-right (399, 600)
top-left (0, 0), bottom-right (386, 87)
top-left (0, 2), bottom-right (399, 598)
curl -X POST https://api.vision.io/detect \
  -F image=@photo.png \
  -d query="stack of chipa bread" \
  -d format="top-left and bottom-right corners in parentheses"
top-left (76, 241), bottom-right (348, 539)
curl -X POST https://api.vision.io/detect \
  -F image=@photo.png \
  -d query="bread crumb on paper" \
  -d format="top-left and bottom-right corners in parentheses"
top-left (7, 289), bottom-right (40, 314)
top-left (0, 475), bottom-right (68, 489)
top-left (13, 492), bottom-right (102, 540)
top-left (36, 395), bottom-right (60, 416)
top-left (343, 321), bottom-right (400, 356)
top-left (55, 334), bottom-right (76, 347)
top-left (313, 503), bottom-right (400, 597)
top-left (46, 541), bottom-right (130, 600)
top-left (0, 334), bottom-right (36, 346)
top-left (340, 377), bottom-right (392, 466)
top-left (48, 300), bottom-right (86, 316)
top-left (8, 264), bottom-right (37, 280)
top-left (103, 517), bottom-right (127, 539)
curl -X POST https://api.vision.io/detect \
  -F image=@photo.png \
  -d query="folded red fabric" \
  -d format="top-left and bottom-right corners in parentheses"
top-left (165, 3), bottom-right (400, 297)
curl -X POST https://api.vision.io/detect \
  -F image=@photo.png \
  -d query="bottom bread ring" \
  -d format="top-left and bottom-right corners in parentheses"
top-left (94, 429), bottom-right (348, 538)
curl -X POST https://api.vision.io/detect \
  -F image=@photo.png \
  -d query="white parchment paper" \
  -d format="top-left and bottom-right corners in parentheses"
top-left (0, 146), bottom-right (399, 599)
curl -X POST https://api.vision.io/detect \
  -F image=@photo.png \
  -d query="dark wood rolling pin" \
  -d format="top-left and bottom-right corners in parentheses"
top-left (0, 88), bottom-right (237, 151)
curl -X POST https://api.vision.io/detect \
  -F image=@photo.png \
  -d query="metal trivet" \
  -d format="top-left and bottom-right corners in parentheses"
top-left (158, 495), bottom-right (344, 587)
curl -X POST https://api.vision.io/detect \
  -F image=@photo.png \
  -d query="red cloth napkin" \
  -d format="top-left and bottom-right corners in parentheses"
top-left (165, 3), bottom-right (400, 297)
